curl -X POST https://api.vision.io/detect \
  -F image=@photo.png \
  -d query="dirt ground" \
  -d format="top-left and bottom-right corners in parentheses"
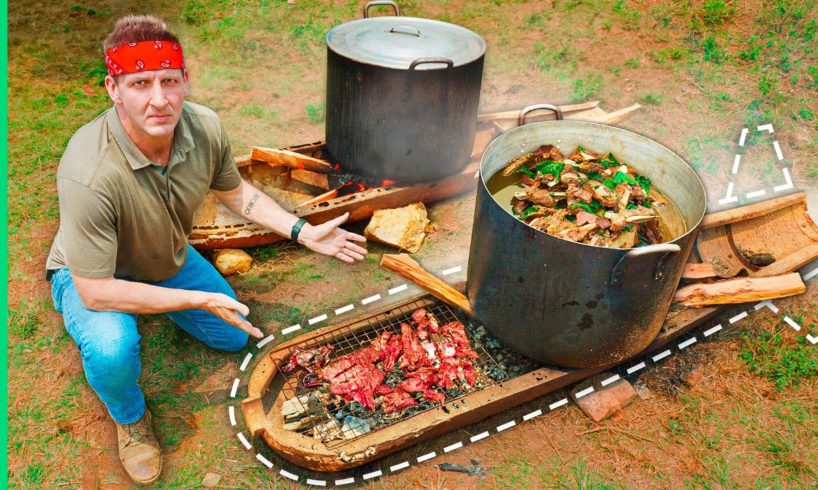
top-left (6, 0), bottom-right (818, 488)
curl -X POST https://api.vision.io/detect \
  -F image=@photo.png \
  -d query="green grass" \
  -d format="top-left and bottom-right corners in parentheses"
top-left (305, 100), bottom-right (326, 124)
top-left (571, 73), bottom-right (603, 102)
top-left (739, 330), bottom-right (818, 390)
top-left (757, 431), bottom-right (815, 479)
top-left (640, 93), bottom-right (663, 105)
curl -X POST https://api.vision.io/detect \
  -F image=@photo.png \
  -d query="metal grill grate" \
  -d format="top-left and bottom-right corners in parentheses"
top-left (275, 298), bottom-right (511, 449)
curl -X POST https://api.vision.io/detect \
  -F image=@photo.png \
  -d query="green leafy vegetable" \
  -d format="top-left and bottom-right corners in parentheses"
top-left (626, 203), bottom-right (638, 210)
top-left (535, 160), bottom-right (565, 179)
top-left (588, 172), bottom-right (604, 181)
top-left (571, 199), bottom-right (603, 214)
top-left (601, 172), bottom-right (635, 190)
top-left (519, 205), bottom-right (543, 220)
top-left (622, 225), bottom-right (634, 232)
top-left (634, 174), bottom-right (651, 195)
top-left (599, 152), bottom-right (620, 168)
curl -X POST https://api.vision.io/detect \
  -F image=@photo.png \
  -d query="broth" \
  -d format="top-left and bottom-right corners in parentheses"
top-left (486, 167), bottom-right (687, 247)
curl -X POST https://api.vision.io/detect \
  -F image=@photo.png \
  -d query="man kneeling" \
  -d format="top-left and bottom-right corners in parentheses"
top-left (45, 15), bottom-right (367, 484)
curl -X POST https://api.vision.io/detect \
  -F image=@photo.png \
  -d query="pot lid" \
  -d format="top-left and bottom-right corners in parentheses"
top-left (326, 17), bottom-right (486, 70)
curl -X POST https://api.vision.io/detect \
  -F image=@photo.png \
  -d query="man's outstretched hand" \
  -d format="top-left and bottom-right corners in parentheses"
top-left (298, 212), bottom-right (368, 263)
top-left (198, 292), bottom-right (263, 339)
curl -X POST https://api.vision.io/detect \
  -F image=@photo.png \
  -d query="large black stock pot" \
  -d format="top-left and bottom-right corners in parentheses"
top-left (325, 1), bottom-right (486, 182)
top-left (466, 107), bottom-right (707, 368)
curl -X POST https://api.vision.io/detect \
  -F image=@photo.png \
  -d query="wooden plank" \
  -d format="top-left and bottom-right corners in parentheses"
top-left (251, 146), bottom-right (336, 174)
top-left (592, 103), bottom-right (642, 125)
top-left (293, 162), bottom-right (480, 224)
top-left (701, 192), bottom-right (805, 230)
top-left (673, 272), bottom-right (805, 307)
top-left (682, 262), bottom-right (718, 280)
top-left (476, 100), bottom-right (600, 123)
top-left (380, 254), bottom-right (475, 316)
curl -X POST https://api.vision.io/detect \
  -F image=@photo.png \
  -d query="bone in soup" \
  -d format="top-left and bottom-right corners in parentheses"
top-left (486, 144), bottom-right (687, 248)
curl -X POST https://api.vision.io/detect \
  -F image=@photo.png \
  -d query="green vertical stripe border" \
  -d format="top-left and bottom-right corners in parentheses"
top-left (1, 0), bottom-right (9, 485)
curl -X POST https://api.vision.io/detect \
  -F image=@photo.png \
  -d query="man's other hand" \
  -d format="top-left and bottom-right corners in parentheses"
top-left (299, 212), bottom-right (368, 263)
top-left (197, 292), bottom-right (263, 339)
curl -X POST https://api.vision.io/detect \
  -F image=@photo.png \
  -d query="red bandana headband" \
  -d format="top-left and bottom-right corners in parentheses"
top-left (105, 40), bottom-right (185, 76)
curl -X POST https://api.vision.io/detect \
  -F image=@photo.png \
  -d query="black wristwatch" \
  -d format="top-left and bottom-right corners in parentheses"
top-left (290, 218), bottom-right (307, 243)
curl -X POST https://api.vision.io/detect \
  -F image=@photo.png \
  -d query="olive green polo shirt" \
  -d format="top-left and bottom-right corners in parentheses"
top-left (45, 101), bottom-right (242, 281)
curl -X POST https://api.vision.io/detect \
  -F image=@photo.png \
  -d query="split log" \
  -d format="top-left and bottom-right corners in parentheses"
top-left (251, 146), bottom-right (336, 174)
top-left (673, 272), bottom-right (805, 307)
top-left (380, 254), bottom-right (475, 316)
top-left (682, 262), bottom-right (718, 280)
top-left (700, 193), bottom-right (805, 230)
top-left (477, 100), bottom-right (600, 123)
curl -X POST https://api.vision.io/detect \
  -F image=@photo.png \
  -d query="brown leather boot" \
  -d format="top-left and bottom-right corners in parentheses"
top-left (115, 409), bottom-right (162, 485)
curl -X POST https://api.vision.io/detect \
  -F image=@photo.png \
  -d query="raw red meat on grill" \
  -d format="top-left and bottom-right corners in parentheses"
top-left (412, 308), bottom-right (440, 340)
top-left (317, 309), bottom-right (481, 415)
top-left (398, 367), bottom-right (437, 393)
top-left (326, 362), bottom-right (385, 411)
top-left (381, 389), bottom-right (417, 413)
top-left (279, 345), bottom-right (333, 374)
top-left (399, 322), bottom-right (427, 370)
top-left (440, 322), bottom-right (479, 360)
top-left (424, 388), bottom-right (446, 405)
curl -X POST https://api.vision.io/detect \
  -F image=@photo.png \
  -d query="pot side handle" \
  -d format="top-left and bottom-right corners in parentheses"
top-left (610, 243), bottom-right (681, 287)
top-left (517, 103), bottom-right (564, 126)
top-left (363, 0), bottom-right (400, 18)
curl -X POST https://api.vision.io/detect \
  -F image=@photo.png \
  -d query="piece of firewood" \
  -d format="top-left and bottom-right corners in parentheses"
top-left (380, 254), bottom-right (475, 316)
top-left (673, 272), bottom-right (805, 307)
top-left (682, 262), bottom-right (718, 280)
top-left (477, 101), bottom-right (600, 123)
top-left (251, 146), bottom-right (335, 174)
top-left (701, 193), bottom-right (805, 230)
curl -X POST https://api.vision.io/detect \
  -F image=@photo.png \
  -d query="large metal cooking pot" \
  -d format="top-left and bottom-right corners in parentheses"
top-left (466, 107), bottom-right (707, 368)
top-left (325, 1), bottom-right (486, 182)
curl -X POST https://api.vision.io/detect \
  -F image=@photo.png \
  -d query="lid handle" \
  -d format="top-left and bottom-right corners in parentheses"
top-left (517, 104), bottom-right (564, 126)
top-left (389, 25), bottom-right (421, 37)
top-left (363, 0), bottom-right (400, 18)
top-left (409, 58), bottom-right (454, 70)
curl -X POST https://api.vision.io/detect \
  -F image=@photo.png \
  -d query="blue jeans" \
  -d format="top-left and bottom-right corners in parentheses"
top-left (50, 245), bottom-right (249, 424)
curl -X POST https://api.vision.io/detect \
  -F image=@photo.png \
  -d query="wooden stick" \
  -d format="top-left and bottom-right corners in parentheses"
top-left (235, 154), bottom-right (254, 168)
top-left (251, 146), bottom-right (336, 174)
top-left (673, 272), bottom-right (805, 307)
top-left (682, 262), bottom-right (718, 280)
top-left (298, 188), bottom-right (340, 208)
top-left (592, 103), bottom-right (642, 125)
top-left (380, 254), bottom-right (475, 316)
top-left (701, 192), bottom-right (805, 230)
top-left (477, 101), bottom-right (600, 123)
